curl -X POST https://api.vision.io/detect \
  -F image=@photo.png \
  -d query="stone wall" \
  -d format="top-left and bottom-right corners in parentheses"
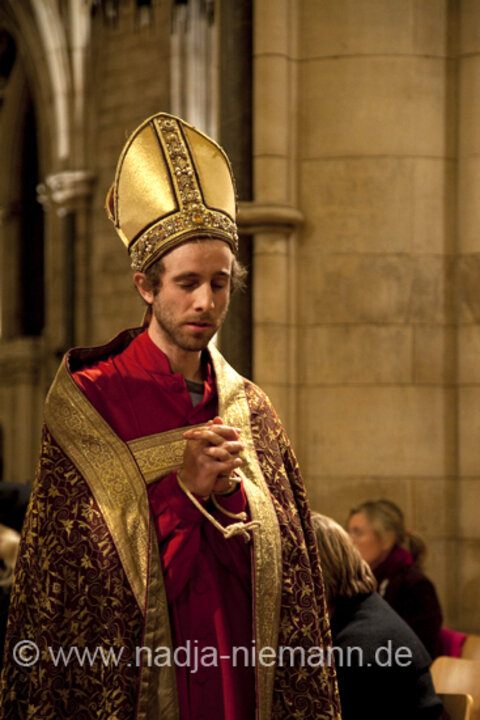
top-left (87, 1), bottom-right (171, 345)
top-left (457, 0), bottom-right (480, 634)
top-left (251, 0), bottom-right (479, 631)
top-left (297, 0), bottom-right (457, 624)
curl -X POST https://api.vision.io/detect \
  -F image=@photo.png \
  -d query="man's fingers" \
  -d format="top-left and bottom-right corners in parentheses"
top-left (204, 440), bottom-right (245, 456)
top-left (184, 429), bottom-right (224, 446)
top-left (210, 456), bottom-right (243, 475)
top-left (204, 447), bottom-right (231, 462)
top-left (204, 445), bottom-right (243, 462)
top-left (183, 425), bottom-right (241, 444)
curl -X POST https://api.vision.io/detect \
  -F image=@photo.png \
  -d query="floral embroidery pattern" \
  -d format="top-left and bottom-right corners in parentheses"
top-left (0, 429), bottom-right (143, 720)
top-left (245, 382), bottom-right (341, 720)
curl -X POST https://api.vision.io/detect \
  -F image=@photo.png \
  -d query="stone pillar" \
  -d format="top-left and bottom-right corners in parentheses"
top-left (218, 0), bottom-right (253, 379)
top-left (0, 170), bottom-right (93, 486)
top-left (295, 0), bottom-right (456, 621)
top-left (170, 0), bottom-right (217, 137)
top-left (251, 0), bottom-right (300, 437)
top-left (0, 338), bottom-right (43, 485)
top-left (38, 169), bottom-right (94, 364)
top-left (0, 203), bottom-right (22, 340)
top-left (457, 0), bottom-right (480, 633)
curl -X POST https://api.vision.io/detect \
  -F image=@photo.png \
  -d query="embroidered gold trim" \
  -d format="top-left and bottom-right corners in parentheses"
top-left (127, 424), bottom-right (202, 483)
top-left (44, 362), bottom-right (150, 616)
top-left (209, 344), bottom-right (283, 720)
top-left (136, 524), bottom-right (179, 720)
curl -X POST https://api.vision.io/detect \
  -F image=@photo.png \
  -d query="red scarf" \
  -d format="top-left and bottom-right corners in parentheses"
top-left (373, 544), bottom-right (413, 585)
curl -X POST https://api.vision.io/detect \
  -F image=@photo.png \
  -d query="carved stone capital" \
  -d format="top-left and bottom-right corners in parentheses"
top-left (37, 170), bottom-right (95, 214)
top-left (237, 202), bottom-right (303, 234)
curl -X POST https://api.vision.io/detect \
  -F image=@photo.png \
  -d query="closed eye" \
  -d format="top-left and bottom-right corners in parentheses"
top-left (178, 282), bottom-right (197, 289)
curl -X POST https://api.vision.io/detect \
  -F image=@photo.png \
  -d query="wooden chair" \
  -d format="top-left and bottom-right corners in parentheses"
top-left (431, 657), bottom-right (480, 720)
top-left (462, 635), bottom-right (480, 662)
top-left (439, 693), bottom-right (473, 720)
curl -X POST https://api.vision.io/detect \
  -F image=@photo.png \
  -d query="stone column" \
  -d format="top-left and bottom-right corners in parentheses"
top-left (218, 0), bottom-right (253, 379)
top-left (296, 0), bottom-right (456, 621)
top-left (457, 0), bottom-right (480, 633)
top-left (170, 0), bottom-right (217, 137)
top-left (251, 0), bottom-right (300, 438)
top-left (0, 203), bottom-right (22, 340)
top-left (0, 338), bottom-right (43, 485)
top-left (38, 170), bottom-right (94, 365)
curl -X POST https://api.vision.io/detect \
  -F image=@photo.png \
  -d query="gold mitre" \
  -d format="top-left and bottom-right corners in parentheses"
top-left (106, 112), bottom-right (239, 271)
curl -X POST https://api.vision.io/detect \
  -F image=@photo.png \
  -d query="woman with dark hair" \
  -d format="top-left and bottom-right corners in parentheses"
top-left (346, 499), bottom-right (442, 658)
top-left (312, 513), bottom-right (442, 720)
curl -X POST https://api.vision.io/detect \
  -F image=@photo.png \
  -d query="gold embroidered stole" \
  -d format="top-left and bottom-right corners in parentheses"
top-left (44, 344), bottom-right (282, 720)
top-left (44, 360), bottom-right (178, 720)
top-left (209, 345), bottom-right (283, 720)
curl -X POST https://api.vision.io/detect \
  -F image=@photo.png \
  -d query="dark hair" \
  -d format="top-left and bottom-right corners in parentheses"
top-left (347, 499), bottom-right (427, 568)
top-left (311, 513), bottom-right (376, 604)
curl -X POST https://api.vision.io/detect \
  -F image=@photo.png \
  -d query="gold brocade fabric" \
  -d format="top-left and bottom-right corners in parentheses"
top-left (244, 382), bottom-right (341, 719)
top-left (0, 428), bottom-right (143, 719)
top-left (0, 331), bottom-right (341, 720)
top-left (210, 345), bottom-right (284, 720)
top-left (128, 426), bottom-right (203, 483)
top-left (44, 362), bottom-right (151, 615)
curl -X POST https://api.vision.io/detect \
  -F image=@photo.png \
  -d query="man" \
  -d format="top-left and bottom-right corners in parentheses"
top-left (0, 113), bottom-right (340, 719)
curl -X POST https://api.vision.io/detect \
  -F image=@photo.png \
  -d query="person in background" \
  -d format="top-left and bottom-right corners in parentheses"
top-left (0, 524), bottom-right (20, 670)
top-left (347, 499), bottom-right (442, 658)
top-left (0, 482), bottom-right (30, 671)
top-left (312, 512), bottom-right (443, 720)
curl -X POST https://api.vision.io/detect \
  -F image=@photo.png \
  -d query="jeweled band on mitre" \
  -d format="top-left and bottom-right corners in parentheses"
top-left (129, 207), bottom-right (239, 272)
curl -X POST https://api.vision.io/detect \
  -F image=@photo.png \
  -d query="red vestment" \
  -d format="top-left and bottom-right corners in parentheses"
top-left (0, 328), bottom-right (341, 720)
top-left (74, 329), bottom-right (255, 720)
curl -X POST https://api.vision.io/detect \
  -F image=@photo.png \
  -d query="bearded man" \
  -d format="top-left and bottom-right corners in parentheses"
top-left (0, 113), bottom-right (341, 720)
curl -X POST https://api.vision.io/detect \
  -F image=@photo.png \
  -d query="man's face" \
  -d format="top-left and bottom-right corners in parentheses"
top-left (148, 239), bottom-right (233, 353)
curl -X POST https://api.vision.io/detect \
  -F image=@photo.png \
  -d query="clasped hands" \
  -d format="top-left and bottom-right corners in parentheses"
top-left (179, 416), bottom-right (244, 499)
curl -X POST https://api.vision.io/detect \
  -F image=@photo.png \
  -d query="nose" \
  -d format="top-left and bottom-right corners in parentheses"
top-left (193, 282), bottom-right (214, 312)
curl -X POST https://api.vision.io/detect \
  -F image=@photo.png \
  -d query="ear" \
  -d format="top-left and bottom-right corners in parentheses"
top-left (133, 272), bottom-right (154, 304)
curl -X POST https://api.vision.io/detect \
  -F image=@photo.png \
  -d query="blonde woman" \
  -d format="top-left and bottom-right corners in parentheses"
top-left (0, 524), bottom-right (20, 583)
top-left (312, 513), bottom-right (442, 720)
top-left (0, 524), bottom-right (20, 668)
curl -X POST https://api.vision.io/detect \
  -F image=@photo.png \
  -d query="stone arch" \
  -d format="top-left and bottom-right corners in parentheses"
top-left (0, 4), bottom-right (57, 180)
top-left (0, 2), bottom-right (63, 487)
top-left (1, 0), bottom-right (72, 170)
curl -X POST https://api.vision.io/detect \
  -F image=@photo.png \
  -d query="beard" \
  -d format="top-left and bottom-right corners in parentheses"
top-left (152, 303), bottom-right (227, 352)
